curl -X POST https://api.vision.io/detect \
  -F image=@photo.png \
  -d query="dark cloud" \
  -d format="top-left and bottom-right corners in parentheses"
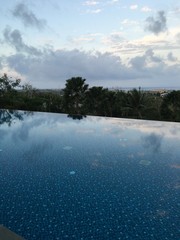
top-left (145, 49), bottom-right (162, 62)
top-left (143, 133), bottom-right (163, 153)
top-left (3, 27), bottom-right (41, 56)
top-left (4, 47), bottom-right (180, 88)
top-left (145, 11), bottom-right (167, 35)
top-left (0, 58), bottom-right (2, 69)
top-left (6, 49), bottom-right (142, 88)
top-left (12, 3), bottom-right (46, 30)
top-left (130, 49), bottom-right (163, 70)
top-left (167, 52), bottom-right (177, 62)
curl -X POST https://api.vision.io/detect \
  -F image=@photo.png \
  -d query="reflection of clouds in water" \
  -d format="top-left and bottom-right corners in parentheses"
top-left (12, 123), bottom-right (29, 142)
top-left (127, 153), bottom-right (134, 159)
top-left (142, 133), bottom-right (163, 153)
top-left (12, 117), bottom-right (45, 142)
top-left (76, 129), bottom-right (95, 134)
top-left (63, 146), bottom-right (73, 150)
top-left (0, 129), bottom-right (6, 142)
top-left (167, 179), bottom-right (180, 190)
top-left (137, 152), bottom-right (145, 157)
top-left (2, 113), bottom-right (78, 143)
top-left (96, 152), bottom-right (102, 156)
top-left (90, 158), bottom-right (118, 170)
top-left (119, 138), bottom-right (128, 142)
top-left (106, 118), bottom-right (180, 140)
top-left (139, 160), bottom-right (151, 166)
top-left (103, 126), bottom-right (124, 136)
top-left (91, 159), bottom-right (101, 169)
top-left (155, 209), bottom-right (169, 218)
top-left (23, 140), bottom-right (53, 162)
top-left (170, 164), bottom-right (180, 169)
top-left (174, 183), bottom-right (180, 189)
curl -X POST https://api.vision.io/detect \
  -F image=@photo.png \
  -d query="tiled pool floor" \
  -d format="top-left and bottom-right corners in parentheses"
top-left (0, 110), bottom-right (180, 239)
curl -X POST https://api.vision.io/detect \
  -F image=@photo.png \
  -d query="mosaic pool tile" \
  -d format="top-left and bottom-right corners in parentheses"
top-left (0, 110), bottom-right (180, 239)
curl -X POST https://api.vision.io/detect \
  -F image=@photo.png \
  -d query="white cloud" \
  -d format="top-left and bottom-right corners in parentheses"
top-left (69, 35), bottom-right (95, 44)
top-left (87, 8), bottom-right (102, 14)
top-left (83, 1), bottom-right (99, 6)
top-left (121, 19), bottom-right (138, 26)
top-left (101, 32), bottom-right (124, 46)
top-left (141, 6), bottom-right (152, 12)
top-left (176, 32), bottom-right (180, 43)
top-left (108, 0), bottom-right (119, 4)
top-left (106, 27), bottom-right (180, 60)
top-left (130, 5), bottom-right (138, 10)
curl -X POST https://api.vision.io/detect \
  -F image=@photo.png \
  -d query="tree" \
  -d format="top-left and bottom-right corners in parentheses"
top-left (22, 83), bottom-right (36, 98)
top-left (63, 77), bottom-right (88, 114)
top-left (161, 91), bottom-right (180, 121)
top-left (114, 90), bottom-right (127, 117)
top-left (124, 88), bottom-right (148, 119)
top-left (103, 90), bottom-right (117, 117)
top-left (85, 86), bottom-right (108, 116)
top-left (0, 109), bottom-right (24, 126)
top-left (0, 73), bottom-right (21, 108)
top-left (0, 73), bottom-right (21, 96)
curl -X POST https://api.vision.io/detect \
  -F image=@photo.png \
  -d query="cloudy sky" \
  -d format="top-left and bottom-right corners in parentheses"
top-left (0, 0), bottom-right (180, 89)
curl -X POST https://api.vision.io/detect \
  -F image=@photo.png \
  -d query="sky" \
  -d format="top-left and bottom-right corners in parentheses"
top-left (0, 0), bottom-right (180, 89)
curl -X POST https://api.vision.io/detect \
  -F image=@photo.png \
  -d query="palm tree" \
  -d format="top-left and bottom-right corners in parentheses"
top-left (63, 77), bottom-right (88, 114)
top-left (161, 91), bottom-right (180, 121)
top-left (125, 87), bottom-right (148, 119)
top-left (85, 86), bottom-right (108, 116)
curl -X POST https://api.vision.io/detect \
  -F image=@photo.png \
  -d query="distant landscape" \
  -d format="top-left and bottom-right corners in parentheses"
top-left (0, 74), bottom-right (180, 122)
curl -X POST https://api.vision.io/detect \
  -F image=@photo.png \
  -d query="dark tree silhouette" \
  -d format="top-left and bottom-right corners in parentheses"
top-left (0, 74), bottom-right (21, 109)
top-left (0, 73), bottom-right (21, 96)
top-left (0, 73), bottom-right (179, 122)
top-left (125, 88), bottom-right (148, 119)
top-left (63, 77), bottom-right (88, 114)
top-left (85, 87), bottom-right (108, 116)
top-left (161, 91), bottom-right (180, 121)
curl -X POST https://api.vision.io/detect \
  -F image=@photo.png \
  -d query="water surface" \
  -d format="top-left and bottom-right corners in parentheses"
top-left (0, 110), bottom-right (179, 239)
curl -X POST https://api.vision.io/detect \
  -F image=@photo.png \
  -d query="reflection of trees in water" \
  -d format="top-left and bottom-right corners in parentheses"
top-left (142, 133), bottom-right (163, 153)
top-left (22, 140), bottom-right (53, 163)
top-left (67, 114), bottom-right (86, 120)
top-left (0, 109), bottom-right (32, 126)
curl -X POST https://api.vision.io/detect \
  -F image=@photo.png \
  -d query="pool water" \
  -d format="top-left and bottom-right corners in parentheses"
top-left (0, 110), bottom-right (179, 239)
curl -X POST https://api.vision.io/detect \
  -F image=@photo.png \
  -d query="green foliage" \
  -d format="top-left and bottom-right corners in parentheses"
top-left (161, 91), bottom-right (180, 121)
top-left (0, 73), bottom-right (21, 96)
top-left (125, 88), bottom-right (148, 118)
top-left (85, 86), bottom-right (108, 116)
top-left (0, 73), bottom-right (21, 108)
top-left (0, 109), bottom-right (24, 126)
top-left (1, 73), bottom-right (180, 122)
top-left (63, 77), bottom-right (88, 114)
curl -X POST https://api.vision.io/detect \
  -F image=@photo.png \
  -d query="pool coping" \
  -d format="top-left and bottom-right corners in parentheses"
top-left (0, 225), bottom-right (25, 240)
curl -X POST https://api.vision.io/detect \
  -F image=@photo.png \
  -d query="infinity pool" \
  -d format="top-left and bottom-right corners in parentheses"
top-left (0, 110), bottom-right (179, 239)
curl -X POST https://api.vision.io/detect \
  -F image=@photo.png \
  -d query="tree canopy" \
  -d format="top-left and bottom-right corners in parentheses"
top-left (0, 73), bottom-right (21, 97)
top-left (0, 74), bottom-right (180, 122)
top-left (63, 77), bottom-right (88, 114)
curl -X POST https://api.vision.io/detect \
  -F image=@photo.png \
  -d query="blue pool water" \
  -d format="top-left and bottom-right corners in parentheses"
top-left (0, 110), bottom-right (179, 240)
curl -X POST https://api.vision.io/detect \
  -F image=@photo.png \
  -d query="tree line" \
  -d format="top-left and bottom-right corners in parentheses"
top-left (0, 74), bottom-right (180, 122)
